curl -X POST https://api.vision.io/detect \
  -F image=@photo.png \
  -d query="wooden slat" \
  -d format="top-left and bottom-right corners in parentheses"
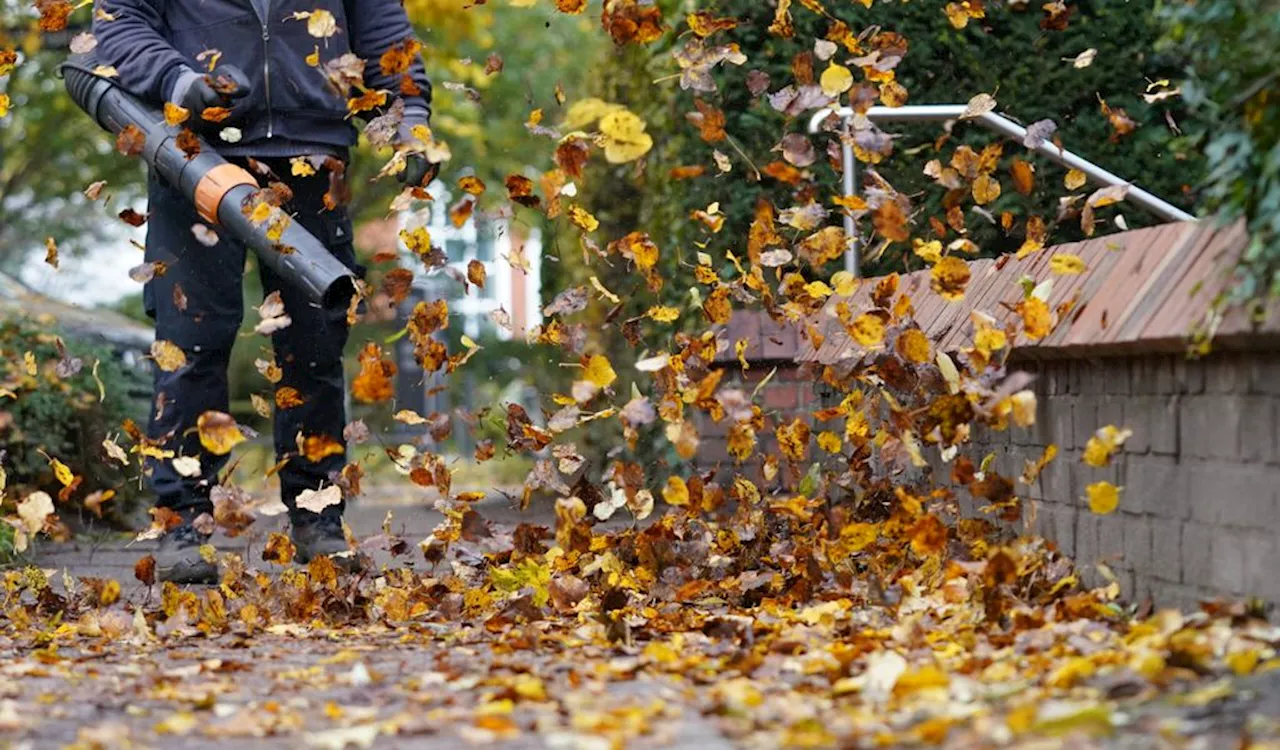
top-left (796, 221), bottom-right (1260, 364)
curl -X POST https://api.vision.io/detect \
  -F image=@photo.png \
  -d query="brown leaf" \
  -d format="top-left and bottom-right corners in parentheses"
top-left (1010, 159), bottom-right (1035, 196)
top-left (134, 554), bottom-right (156, 586)
top-left (115, 124), bottom-right (145, 156)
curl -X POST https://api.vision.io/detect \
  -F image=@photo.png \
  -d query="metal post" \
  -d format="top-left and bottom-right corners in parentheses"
top-left (808, 105), bottom-right (1195, 238)
top-left (841, 132), bottom-right (859, 277)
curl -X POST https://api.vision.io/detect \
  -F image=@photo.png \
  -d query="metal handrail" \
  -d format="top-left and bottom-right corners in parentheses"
top-left (808, 105), bottom-right (1196, 276)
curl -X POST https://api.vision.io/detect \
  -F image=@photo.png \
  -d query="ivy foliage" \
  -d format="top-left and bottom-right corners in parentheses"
top-left (1160, 0), bottom-right (1280, 301)
top-left (563, 0), bottom-right (1201, 300)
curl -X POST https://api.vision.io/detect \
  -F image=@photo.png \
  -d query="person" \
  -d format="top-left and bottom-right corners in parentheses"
top-left (93, 0), bottom-right (435, 584)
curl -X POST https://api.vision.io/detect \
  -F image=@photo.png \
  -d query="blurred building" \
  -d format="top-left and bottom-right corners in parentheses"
top-left (381, 183), bottom-right (543, 427)
top-left (405, 185), bottom-right (543, 341)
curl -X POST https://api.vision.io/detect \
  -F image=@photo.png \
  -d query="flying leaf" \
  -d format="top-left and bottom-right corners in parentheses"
top-left (197, 411), bottom-right (245, 456)
top-left (583, 355), bottom-right (617, 388)
top-left (296, 485), bottom-right (343, 514)
top-left (1010, 159), bottom-right (1035, 195)
top-left (599, 109), bottom-right (654, 164)
top-left (931, 257), bottom-right (971, 301)
top-left (1049, 253), bottom-right (1087, 275)
top-left (662, 476), bottom-right (690, 507)
top-left (1083, 425), bottom-right (1132, 467)
top-left (172, 456), bottom-right (202, 478)
top-left (1086, 481), bottom-right (1120, 515)
top-left (850, 313), bottom-right (885, 348)
top-left (960, 92), bottom-right (997, 120)
top-left (819, 63), bottom-right (853, 96)
top-left (151, 340), bottom-right (187, 372)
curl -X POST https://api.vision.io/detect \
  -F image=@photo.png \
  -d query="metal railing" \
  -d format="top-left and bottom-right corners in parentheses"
top-left (808, 105), bottom-right (1196, 276)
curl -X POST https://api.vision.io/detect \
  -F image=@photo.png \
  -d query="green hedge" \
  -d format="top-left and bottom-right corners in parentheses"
top-left (1159, 0), bottom-right (1280, 302)
top-left (0, 317), bottom-right (148, 528)
top-left (562, 0), bottom-right (1202, 293)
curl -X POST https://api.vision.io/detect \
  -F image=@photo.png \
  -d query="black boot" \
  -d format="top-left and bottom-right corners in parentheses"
top-left (155, 522), bottom-right (218, 585)
top-left (291, 514), bottom-right (360, 572)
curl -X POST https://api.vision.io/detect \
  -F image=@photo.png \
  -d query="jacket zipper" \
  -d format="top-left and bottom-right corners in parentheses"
top-left (252, 0), bottom-right (274, 138)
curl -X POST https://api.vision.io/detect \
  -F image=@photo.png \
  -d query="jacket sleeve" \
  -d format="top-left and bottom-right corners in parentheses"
top-left (94, 0), bottom-right (194, 104)
top-left (346, 0), bottom-right (433, 125)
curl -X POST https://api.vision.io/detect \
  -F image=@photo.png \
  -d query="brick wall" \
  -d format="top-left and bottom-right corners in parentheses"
top-left (964, 351), bottom-right (1280, 609)
top-left (694, 361), bottom-right (818, 485)
top-left (721, 220), bottom-right (1280, 607)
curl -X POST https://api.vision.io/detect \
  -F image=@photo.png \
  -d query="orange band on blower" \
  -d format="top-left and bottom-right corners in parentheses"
top-left (194, 163), bottom-right (258, 224)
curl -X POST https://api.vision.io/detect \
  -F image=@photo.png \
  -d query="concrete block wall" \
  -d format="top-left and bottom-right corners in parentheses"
top-left (969, 350), bottom-right (1280, 609)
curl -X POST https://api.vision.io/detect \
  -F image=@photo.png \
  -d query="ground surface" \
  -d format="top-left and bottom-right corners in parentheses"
top-left (2, 496), bottom-right (1278, 749)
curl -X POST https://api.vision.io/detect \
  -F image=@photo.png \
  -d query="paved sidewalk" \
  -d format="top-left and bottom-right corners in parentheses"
top-left (30, 492), bottom-right (544, 582)
top-left (13, 497), bottom-right (1280, 749)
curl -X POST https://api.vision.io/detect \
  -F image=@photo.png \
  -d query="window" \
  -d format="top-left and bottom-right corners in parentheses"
top-left (475, 222), bottom-right (496, 262)
top-left (444, 238), bottom-right (468, 264)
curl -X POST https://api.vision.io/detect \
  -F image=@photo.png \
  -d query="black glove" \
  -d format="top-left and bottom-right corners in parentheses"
top-left (398, 153), bottom-right (438, 188)
top-left (178, 65), bottom-right (251, 131)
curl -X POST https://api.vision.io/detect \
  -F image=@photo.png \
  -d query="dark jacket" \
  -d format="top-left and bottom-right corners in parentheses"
top-left (92, 0), bottom-right (432, 152)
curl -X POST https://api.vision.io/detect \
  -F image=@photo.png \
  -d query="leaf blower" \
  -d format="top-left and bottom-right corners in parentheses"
top-left (59, 53), bottom-right (358, 312)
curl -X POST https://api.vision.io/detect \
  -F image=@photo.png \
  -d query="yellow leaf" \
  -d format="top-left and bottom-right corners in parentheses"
top-left (567, 204), bottom-right (599, 232)
top-left (913, 239), bottom-right (942, 264)
top-left (1082, 425), bottom-right (1132, 467)
top-left (1226, 649), bottom-right (1260, 676)
top-left (1017, 297), bottom-right (1053, 340)
top-left (589, 276), bottom-right (620, 303)
top-left (1010, 390), bottom-right (1037, 427)
top-left (931, 256), bottom-right (971, 301)
top-left (562, 97), bottom-right (624, 130)
top-left (936, 351), bottom-right (961, 393)
top-left (1050, 253), bottom-right (1087, 275)
top-left (583, 354), bottom-right (616, 388)
top-left (305, 45), bottom-right (320, 67)
top-left (662, 476), bottom-right (689, 507)
top-left (972, 174), bottom-right (1001, 205)
top-left (974, 325), bottom-right (1007, 355)
top-left (1065, 169), bottom-right (1087, 191)
top-left (197, 411), bottom-right (245, 456)
top-left (735, 339), bottom-right (750, 370)
top-left (1086, 481), bottom-right (1120, 515)
top-left (400, 226), bottom-right (432, 256)
top-left (393, 409), bottom-right (428, 425)
top-left (944, 1), bottom-right (984, 29)
top-left (840, 522), bottom-right (878, 553)
top-left (646, 306), bottom-right (681, 323)
top-left (803, 280), bottom-right (834, 299)
top-left (49, 457), bottom-right (74, 487)
top-left (599, 109), bottom-right (653, 164)
top-left (896, 329), bottom-right (931, 363)
top-left (163, 102), bottom-right (190, 127)
top-left (850, 313), bottom-right (885, 347)
top-left (831, 271), bottom-right (858, 297)
top-left (0, 93), bottom-right (10, 119)
top-left (151, 340), bottom-right (187, 372)
top-left (248, 202), bottom-right (272, 225)
top-left (290, 157), bottom-right (316, 177)
top-left (819, 63), bottom-right (853, 96)
top-left (879, 80), bottom-right (908, 107)
top-left (817, 431), bottom-right (843, 453)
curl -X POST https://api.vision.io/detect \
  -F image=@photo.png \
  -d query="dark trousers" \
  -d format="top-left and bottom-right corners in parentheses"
top-left (142, 159), bottom-right (357, 518)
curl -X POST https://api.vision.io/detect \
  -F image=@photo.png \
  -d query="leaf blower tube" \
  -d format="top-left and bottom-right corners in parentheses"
top-left (59, 53), bottom-right (358, 313)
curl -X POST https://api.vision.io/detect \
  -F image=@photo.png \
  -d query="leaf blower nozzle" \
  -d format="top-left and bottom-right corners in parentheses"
top-left (60, 52), bottom-right (358, 313)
